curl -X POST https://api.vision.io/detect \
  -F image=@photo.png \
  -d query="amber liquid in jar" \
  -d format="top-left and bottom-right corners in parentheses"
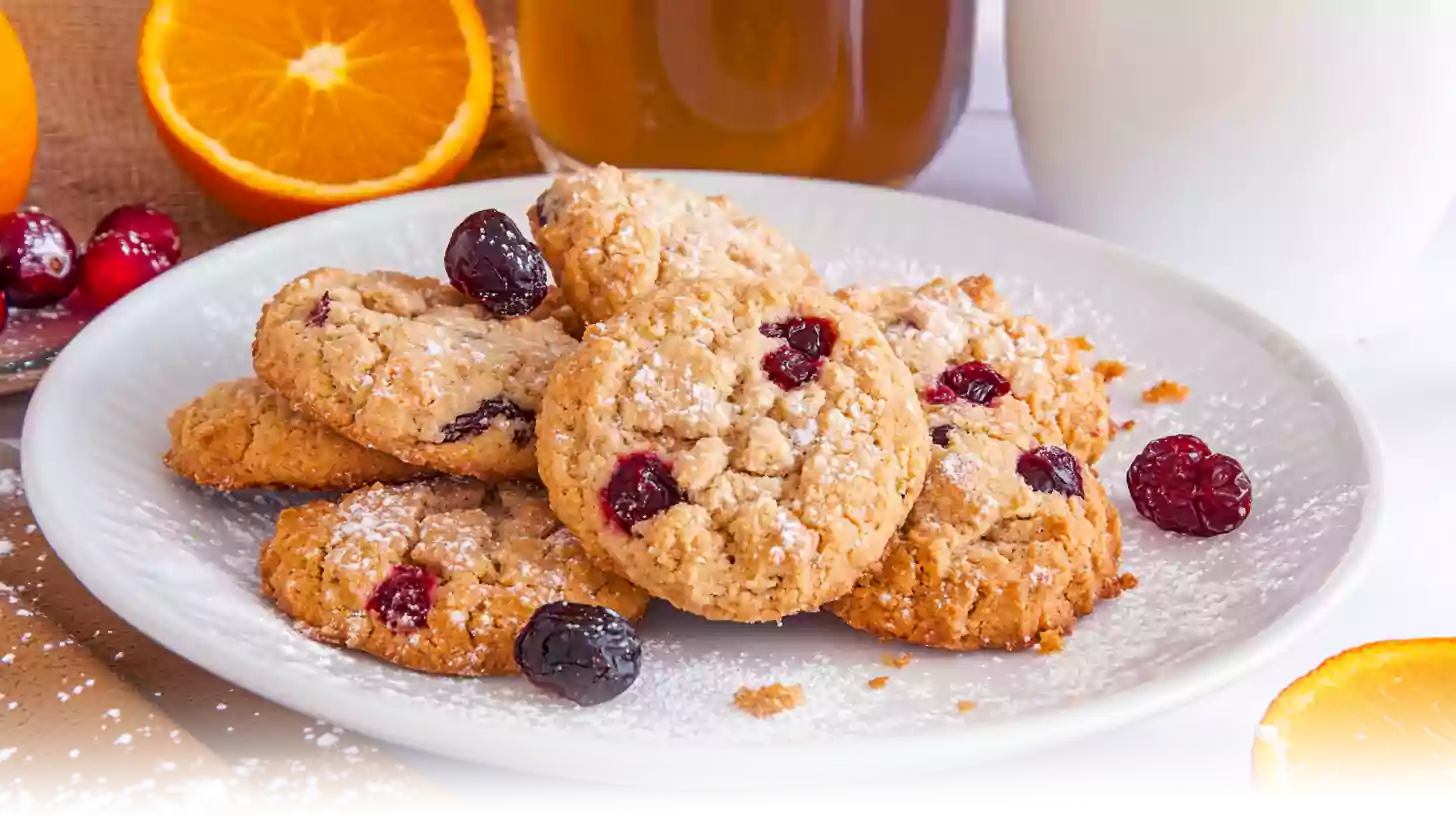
top-left (516, 0), bottom-right (975, 185)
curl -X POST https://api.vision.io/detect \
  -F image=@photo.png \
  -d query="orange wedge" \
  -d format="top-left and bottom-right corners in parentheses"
top-left (1253, 638), bottom-right (1456, 792)
top-left (138, 0), bottom-right (492, 226)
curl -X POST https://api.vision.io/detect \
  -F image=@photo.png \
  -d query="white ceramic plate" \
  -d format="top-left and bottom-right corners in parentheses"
top-left (22, 173), bottom-right (1380, 788)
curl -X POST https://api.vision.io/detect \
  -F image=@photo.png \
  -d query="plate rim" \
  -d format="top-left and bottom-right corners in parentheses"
top-left (20, 171), bottom-right (1385, 786)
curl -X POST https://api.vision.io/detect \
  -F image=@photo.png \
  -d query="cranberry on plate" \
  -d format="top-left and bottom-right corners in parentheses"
top-left (514, 601), bottom-right (642, 707)
top-left (1127, 434), bottom-right (1252, 537)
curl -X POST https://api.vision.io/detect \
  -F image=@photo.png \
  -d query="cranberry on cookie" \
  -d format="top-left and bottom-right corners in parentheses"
top-left (260, 478), bottom-right (649, 676)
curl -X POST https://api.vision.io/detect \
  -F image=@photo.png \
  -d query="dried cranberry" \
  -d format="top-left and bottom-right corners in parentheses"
top-left (760, 316), bottom-right (837, 358)
top-left (925, 361), bottom-right (1010, 406)
top-left (930, 424), bottom-right (954, 447)
top-left (443, 209), bottom-right (549, 317)
top-left (76, 231), bottom-right (172, 309)
top-left (305, 293), bottom-right (331, 327)
top-left (761, 345), bottom-right (823, 390)
top-left (1127, 434), bottom-right (1252, 536)
top-left (514, 601), bottom-right (641, 707)
top-left (602, 452), bottom-right (683, 532)
top-left (1017, 446), bottom-right (1084, 498)
top-left (93, 204), bottom-right (181, 264)
top-left (0, 211), bottom-right (80, 309)
top-left (366, 564), bottom-right (437, 632)
top-left (438, 397), bottom-right (535, 445)
top-left (0, 291), bottom-right (8, 334)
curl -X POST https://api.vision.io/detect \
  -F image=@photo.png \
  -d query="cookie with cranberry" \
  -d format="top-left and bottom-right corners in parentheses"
top-left (837, 275), bottom-right (1112, 464)
top-left (164, 378), bottom-right (431, 491)
top-left (528, 164), bottom-right (821, 326)
top-left (253, 268), bottom-right (577, 482)
top-left (260, 478), bottom-right (649, 676)
top-left (536, 276), bottom-right (929, 623)
top-left (829, 425), bottom-right (1124, 652)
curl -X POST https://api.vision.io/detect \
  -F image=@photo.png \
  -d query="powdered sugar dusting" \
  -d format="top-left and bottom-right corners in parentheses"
top-left (27, 187), bottom-right (1374, 771)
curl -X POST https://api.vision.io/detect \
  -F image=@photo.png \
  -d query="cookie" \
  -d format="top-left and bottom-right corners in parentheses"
top-left (252, 268), bottom-right (578, 482)
top-left (837, 275), bottom-right (1112, 463)
top-left (260, 478), bottom-right (649, 676)
top-left (528, 164), bottom-right (821, 326)
top-left (536, 276), bottom-right (929, 623)
top-left (164, 378), bottom-right (431, 491)
top-left (829, 409), bottom-right (1124, 651)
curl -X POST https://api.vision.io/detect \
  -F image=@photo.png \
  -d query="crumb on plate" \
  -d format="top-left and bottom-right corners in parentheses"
top-left (868, 676), bottom-right (889, 690)
top-left (1069, 336), bottom-right (1094, 352)
top-left (1118, 572), bottom-right (1140, 592)
top-left (957, 700), bottom-right (978, 714)
top-left (734, 683), bottom-right (804, 718)
top-left (882, 652), bottom-right (912, 669)
top-left (1142, 380), bottom-right (1190, 404)
top-left (1121, 419), bottom-right (1137, 431)
top-left (1094, 359), bottom-right (1128, 381)
top-left (1036, 629), bottom-right (1064, 654)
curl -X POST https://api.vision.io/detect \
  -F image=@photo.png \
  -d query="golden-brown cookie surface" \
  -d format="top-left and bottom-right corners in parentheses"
top-left (529, 164), bottom-right (820, 325)
top-left (260, 478), bottom-right (649, 676)
top-left (252, 268), bottom-right (577, 481)
top-left (536, 276), bottom-right (928, 623)
top-left (164, 378), bottom-right (430, 491)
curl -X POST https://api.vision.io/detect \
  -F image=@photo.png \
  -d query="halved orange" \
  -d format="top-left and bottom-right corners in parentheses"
top-left (1253, 638), bottom-right (1456, 792)
top-left (139, 0), bottom-right (492, 226)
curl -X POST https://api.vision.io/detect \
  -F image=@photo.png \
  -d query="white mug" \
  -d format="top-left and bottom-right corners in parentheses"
top-left (1007, 0), bottom-right (1456, 329)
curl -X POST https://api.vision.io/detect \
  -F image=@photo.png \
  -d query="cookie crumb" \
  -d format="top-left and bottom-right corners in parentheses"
top-left (734, 683), bottom-right (804, 718)
top-left (867, 676), bottom-right (889, 690)
top-left (1118, 572), bottom-right (1140, 591)
top-left (1036, 629), bottom-right (1064, 654)
top-left (1141, 380), bottom-right (1190, 404)
top-left (1121, 419), bottom-right (1137, 431)
top-left (1069, 336), bottom-right (1094, 352)
top-left (956, 700), bottom-right (978, 714)
top-left (1094, 359), bottom-right (1128, 381)
top-left (881, 652), bottom-right (912, 669)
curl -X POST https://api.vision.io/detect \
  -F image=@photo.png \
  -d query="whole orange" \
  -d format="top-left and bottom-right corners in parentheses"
top-left (0, 13), bottom-right (38, 213)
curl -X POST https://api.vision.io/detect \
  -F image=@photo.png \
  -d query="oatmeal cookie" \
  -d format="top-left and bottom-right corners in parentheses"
top-left (528, 164), bottom-right (821, 325)
top-left (828, 408), bottom-right (1124, 651)
top-left (253, 268), bottom-right (578, 481)
top-left (838, 275), bottom-right (1112, 463)
top-left (260, 478), bottom-right (649, 676)
top-left (164, 378), bottom-right (430, 491)
top-left (536, 276), bottom-right (929, 623)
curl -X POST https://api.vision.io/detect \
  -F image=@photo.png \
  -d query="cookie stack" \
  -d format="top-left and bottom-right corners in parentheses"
top-left (164, 164), bottom-right (1124, 692)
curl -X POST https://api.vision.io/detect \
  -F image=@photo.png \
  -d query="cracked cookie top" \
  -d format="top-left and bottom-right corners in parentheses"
top-left (536, 275), bottom-right (929, 623)
top-left (164, 377), bottom-right (430, 491)
top-left (837, 275), bottom-right (1111, 464)
top-left (261, 478), bottom-right (649, 676)
top-left (529, 164), bottom-right (821, 326)
top-left (252, 268), bottom-right (578, 481)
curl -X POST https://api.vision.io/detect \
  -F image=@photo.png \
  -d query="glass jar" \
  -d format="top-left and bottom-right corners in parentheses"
top-left (491, 0), bottom-right (976, 186)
